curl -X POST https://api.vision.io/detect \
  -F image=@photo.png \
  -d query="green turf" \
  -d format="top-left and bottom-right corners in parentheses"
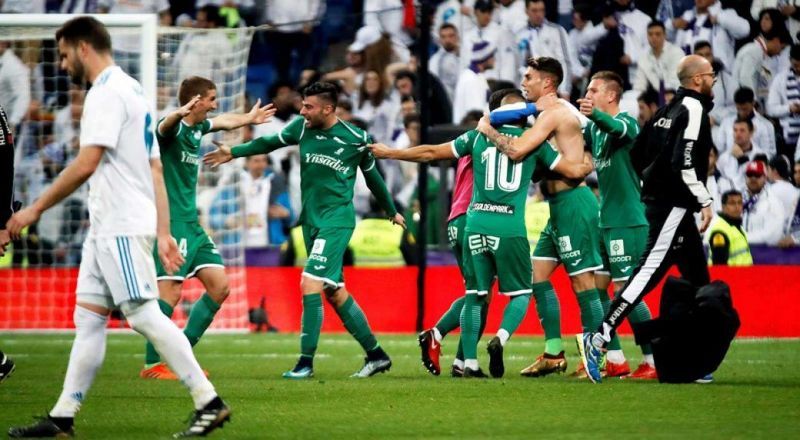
top-left (1, 333), bottom-right (798, 439)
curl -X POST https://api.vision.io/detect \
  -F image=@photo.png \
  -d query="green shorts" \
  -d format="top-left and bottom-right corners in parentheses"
top-left (302, 224), bottom-right (353, 289)
top-left (448, 215), bottom-right (478, 291)
top-left (598, 225), bottom-right (648, 282)
top-left (466, 232), bottom-right (531, 296)
top-left (532, 186), bottom-right (602, 276)
top-left (156, 221), bottom-right (224, 281)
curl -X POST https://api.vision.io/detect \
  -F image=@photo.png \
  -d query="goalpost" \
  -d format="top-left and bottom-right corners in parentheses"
top-left (0, 14), bottom-right (255, 331)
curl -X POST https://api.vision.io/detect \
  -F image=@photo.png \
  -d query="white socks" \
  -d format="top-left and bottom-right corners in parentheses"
top-left (123, 300), bottom-right (217, 410)
top-left (50, 306), bottom-right (108, 418)
top-left (643, 353), bottom-right (655, 367)
top-left (496, 329), bottom-right (510, 346)
top-left (432, 327), bottom-right (443, 343)
top-left (452, 358), bottom-right (464, 369)
top-left (606, 350), bottom-right (626, 364)
top-left (464, 359), bottom-right (479, 370)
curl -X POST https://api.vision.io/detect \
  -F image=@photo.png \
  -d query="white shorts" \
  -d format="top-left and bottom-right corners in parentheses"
top-left (76, 236), bottom-right (158, 309)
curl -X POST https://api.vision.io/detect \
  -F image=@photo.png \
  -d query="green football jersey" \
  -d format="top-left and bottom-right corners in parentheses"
top-left (238, 116), bottom-right (381, 228)
top-left (156, 118), bottom-right (213, 222)
top-left (453, 126), bottom-right (561, 238)
top-left (585, 109), bottom-right (647, 228)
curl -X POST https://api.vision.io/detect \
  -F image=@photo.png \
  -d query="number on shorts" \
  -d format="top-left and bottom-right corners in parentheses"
top-left (178, 238), bottom-right (188, 257)
top-left (481, 147), bottom-right (522, 192)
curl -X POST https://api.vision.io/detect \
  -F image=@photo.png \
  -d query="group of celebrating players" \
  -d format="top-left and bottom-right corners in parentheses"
top-left (3, 13), bottom-right (720, 438)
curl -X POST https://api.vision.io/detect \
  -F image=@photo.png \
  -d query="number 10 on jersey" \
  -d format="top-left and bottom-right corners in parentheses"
top-left (481, 147), bottom-right (522, 191)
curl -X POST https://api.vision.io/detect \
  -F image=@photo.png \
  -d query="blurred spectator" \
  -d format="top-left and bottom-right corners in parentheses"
top-left (363, 0), bottom-right (409, 46)
top-left (196, 0), bottom-right (255, 27)
top-left (323, 40), bottom-right (367, 95)
top-left (362, 27), bottom-right (411, 79)
top-left (60, 0), bottom-right (98, 13)
top-left (495, 0), bottom-right (527, 33)
top-left (0, 43), bottom-right (31, 129)
top-left (655, 0), bottom-right (695, 28)
top-left (705, 189), bottom-right (752, 266)
top-left (430, 24), bottom-right (462, 101)
top-left (391, 69), bottom-right (452, 125)
top-left (0, 0), bottom-right (44, 12)
top-left (694, 40), bottom-right (737, 126)
top-left (767, 44), bottom-right (800, 151)
top-left (515, 0), bottom-right (583, 96)
top-left (742, 161), bottom-right (787, 245)
top-left (604, 0), bottom-right (653, 89)
top-left (433, 0), bottom-right (476, 41)
top-left (453, 41), bottom-right (494, 124)
top-left (668, 0), bottom-right (750, 74)
top-left (174, 6), bottom-right (233, 87)
top-left (636, 88), bottom-right (659, 127)
top-left (734, 27), bottom-right (791, 111)
top-left (353, 70), bottom-right (398, 143)
top-left (241, 154), bottom-right (293, 247)
top-left (336, 99), bottom-right (354, 121)
top-left (461, 1), bottom-right (516, 84)
top-left (633, 20), bottom-right (683, 95)
top-left (569, 8), bottom-right (604, 75)
top-left (717, 119), bottom-right (767, 190)
top-left (795, 159), bottom-right (800, 182)
top-left (716, 87), bottom-right (777, 157)
top-left (264, 0), bottom-right (324, 83)
top-left (98, 0), bottom-right (171, 79)
top-left (707, 145), bottom-right (735, 214)
top-left (768, 155), bottom-right (800, 234)
top-left (349, 197), bottom-right (416, 266)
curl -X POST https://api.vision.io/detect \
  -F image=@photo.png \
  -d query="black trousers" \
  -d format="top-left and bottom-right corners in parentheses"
top-left (598, 204), bottom-right (710, 343)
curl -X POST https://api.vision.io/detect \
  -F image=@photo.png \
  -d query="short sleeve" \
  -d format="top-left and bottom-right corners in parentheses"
top-left (451, 130), bottom-right (477, 158)
top-left (80, 88), bottom-right (125, 150)
top-left (201, 119), bottom-right (213, 134)
top-left (535, 141), bottom-right (562, 170)
top-left (277, 117), bottom-right (306, 146)
top-left (156, 117), bottom-right (179, 144)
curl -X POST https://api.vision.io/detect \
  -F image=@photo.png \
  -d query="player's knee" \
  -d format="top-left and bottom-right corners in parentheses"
top-left (208, 280), bottom-right (230, 304)
top-left (159, 281), bottom-right (183, 307)
top-left (121, 300), bottom-right (163, 336)
top-left (570, 273), bottom-right (596, 292)
top-left (73, 305), bottom-right (109, 332)
top-left (300, 276), bottom-right (324, 294)
top-left (324, 289), bottom-right (348, 308)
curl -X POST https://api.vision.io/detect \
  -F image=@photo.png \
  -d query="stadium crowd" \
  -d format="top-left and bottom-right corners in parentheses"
top-left (2, 0), bottom-right (800, 267)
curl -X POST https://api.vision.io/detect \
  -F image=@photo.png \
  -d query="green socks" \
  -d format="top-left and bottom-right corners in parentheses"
top-left (625, 294), bottom-right (654, 355)
top-left (498, 294), bottom-right (531, 344)
top-left (597, 288), bottom-right (623, 351)
top-left (435, 296), bottom-right (465, 337)
top-left (145, 299), bottom-right (175, 365)
top-left (576, 289), bottom-right (604, 334)
top-left (532, 281), bottom-right (563, 355)
top-left (184, 293), bottom-right (221, 346)
top-left (459, 294), bottom-right (487, 361)
top-left (335, 295), bottom-right (379, 353)
top-left (455, 298), bottom-right (488, 361)
top-left (301, 293), bottom-right (324, 357)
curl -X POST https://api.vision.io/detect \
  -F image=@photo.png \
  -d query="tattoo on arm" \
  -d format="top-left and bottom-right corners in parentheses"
top-left (485, 126), bottom-right (517, 156)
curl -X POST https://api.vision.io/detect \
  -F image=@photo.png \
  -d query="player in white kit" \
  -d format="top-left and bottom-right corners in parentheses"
top-left (6, 17), bottom-right (230, 438)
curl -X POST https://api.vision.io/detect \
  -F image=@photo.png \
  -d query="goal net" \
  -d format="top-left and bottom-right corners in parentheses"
top-left (0, 14), bottom-right (254, 331)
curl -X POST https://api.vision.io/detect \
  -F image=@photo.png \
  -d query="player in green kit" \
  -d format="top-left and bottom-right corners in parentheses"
top-left (370, 90), bottom-right (592, 377)
top-left (140, 76), bottom-right (276, 380)
top-left (577, 71), bottom-right (657, 379)
top-left (204, 82), bottom-right (404, 378)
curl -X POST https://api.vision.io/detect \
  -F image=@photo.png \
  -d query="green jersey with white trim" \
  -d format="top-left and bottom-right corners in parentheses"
top-left (156, 118), bottom-right (213, 222)
top-left (453, 126), bottom-right (561, 238)
top-left (585, 109), bottom-right (647, 228)
top-left (235, 116), bottom-right (391, 228)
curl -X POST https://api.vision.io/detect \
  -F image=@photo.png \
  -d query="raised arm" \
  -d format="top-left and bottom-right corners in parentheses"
top-left (204, 117), bottom-right (303, 167)
top-left (158, 94), bottom-right (201, 138)
top-left (477, 111), bottom-right (557, 161)
top-left (579, 100), bottom-right (639, 143)
top-left (209, 99), bottom-right (275, 131)
top-left (369, 142), bottom-right (456, 162)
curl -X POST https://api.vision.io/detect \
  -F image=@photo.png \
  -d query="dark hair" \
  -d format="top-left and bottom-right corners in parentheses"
top-left (763, 26), bottom-right (793, 45)
top-left (710, 144), bottom-right (719, 156)
top-left (460, 110), bottom-right (484, 125)
top-left (349, 117), bottom-right (368, 131)
top-left (527, 57), bottom-right (563, 88)
top-left (721, 189), bottom-right (742, 205)
top-left (693, 40), bottom-right (712, 53)
top-left (754, 153), bottom-right (769, 164)
top-left (733, 117), bottom-right (754, 131)
top-left (395, 70), bottom-right (417, 85)
top-left (179, 76), bottom-right (216, 106)
top-left (403, 112), bottom-right (420, 128)
top-left (302, 81), bottom-right (339, 108)
top-left (591, 71), bottom-right (624, 102)
top-left (474, 0), bottom-right (494, 12)
top-left (637, 88), bottom-right (659, 106)
top-left (267, 80), bottom-right (294, 100)
top-left (525, 0), bottom-right (545, 6)
top-left (734, 87), bottom-right (755, 104)
top-left (55, 16), bottom-right (111, 53)
top-left (489, 88), bottom-right (524, 111)
top-left (439, 23), bottom-right (457, 33)
top-left (647, 20), bottom-right (666, 31)
top-left (358, 70), bottom-right (387, 109)
top-left (199, 5), bottom-right (224, 28)
top-left (791, 44), bottom-right (800, 61)
top-left (338, 99), bottom-right (353, 113)
top-left (769, 154), bottom-right (793, 181)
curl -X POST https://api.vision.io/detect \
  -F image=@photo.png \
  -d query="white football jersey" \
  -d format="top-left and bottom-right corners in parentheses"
top-left (80, 65), bottom-right (159, 237)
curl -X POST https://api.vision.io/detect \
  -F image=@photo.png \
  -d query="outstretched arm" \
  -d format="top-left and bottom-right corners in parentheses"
top-left (477, 112), bottom-right (557, 161)
top-left (158, 94), bottom-right (201, 138)
top-left (210, 99), bottom-right (276, 131)
top-left (369, 142), bottom-right (456, 162)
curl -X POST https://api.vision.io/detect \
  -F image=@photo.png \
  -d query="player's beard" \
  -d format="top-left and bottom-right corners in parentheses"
top-left (68, 59), bottom-right (86, 86)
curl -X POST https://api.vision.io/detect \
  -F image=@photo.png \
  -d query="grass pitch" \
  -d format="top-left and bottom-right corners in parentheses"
top-left (1, 333), bottom-right (798, 439)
